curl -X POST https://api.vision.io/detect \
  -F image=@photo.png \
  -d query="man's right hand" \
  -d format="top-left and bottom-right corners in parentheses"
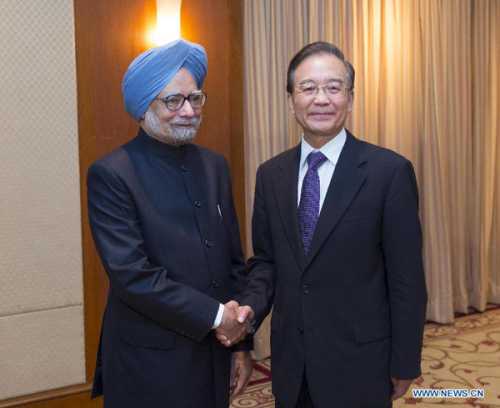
top-left (215, 301), bottom-right (253, 347)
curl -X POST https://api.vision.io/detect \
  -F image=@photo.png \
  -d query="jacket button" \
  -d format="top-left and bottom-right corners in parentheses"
top-left (180, 164), bottom-right (188, 172)
top-left (194, 201), bottom-right (202, 207)
top-left (297, 326), bottom-right (304, 335)
top-left (302, 285), bottom-right (310, 294)
top-left (205, 240), bottom-right (213, 247)
top-left (212, 280), bottom-right (221, 288)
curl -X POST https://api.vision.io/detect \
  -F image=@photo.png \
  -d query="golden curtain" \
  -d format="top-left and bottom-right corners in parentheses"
top-left (244, 0), bottom-right (500, 359)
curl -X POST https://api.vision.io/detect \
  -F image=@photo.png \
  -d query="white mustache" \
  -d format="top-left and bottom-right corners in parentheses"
top-left (170, 118), bottom-right (200, 126)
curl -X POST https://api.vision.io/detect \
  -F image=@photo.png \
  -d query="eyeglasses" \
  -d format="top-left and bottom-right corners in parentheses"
top-left (155, 91), bottom-right (207, 111)
top-left (294, 82), bottom-right (351, 97)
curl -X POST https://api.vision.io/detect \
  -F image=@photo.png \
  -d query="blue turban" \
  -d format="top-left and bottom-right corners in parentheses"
top-left (122, 39), bottom-right (207, 121)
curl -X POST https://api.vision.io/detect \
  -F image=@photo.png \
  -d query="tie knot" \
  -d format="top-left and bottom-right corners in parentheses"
top-left (307, 151), bottom-right (327, 171)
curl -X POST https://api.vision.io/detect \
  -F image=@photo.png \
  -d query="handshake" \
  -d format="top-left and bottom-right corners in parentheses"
top-left (215, 301), bottom-right (254, 347)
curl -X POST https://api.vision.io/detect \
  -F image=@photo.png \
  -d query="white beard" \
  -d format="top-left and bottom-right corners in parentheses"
top-left (143, 108), bottom-right (201, 146)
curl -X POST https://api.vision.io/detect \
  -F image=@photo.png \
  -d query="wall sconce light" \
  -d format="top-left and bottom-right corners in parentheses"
top-left (152, 0), bottom-right (182, 46)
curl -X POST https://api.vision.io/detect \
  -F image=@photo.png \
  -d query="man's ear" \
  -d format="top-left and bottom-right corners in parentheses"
top-left (348, 90), bottom-right (354, 111)
top-left (287, 93), bottom-right (295, 115)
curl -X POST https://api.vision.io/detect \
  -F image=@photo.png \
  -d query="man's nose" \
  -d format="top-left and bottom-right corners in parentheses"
top-left (178, 99), bottom-right (196, 116)
top-left (313, 88), bottom-right (330, 104)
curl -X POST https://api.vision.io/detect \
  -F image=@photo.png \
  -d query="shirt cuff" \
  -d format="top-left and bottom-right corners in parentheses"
top-left (212, 303), bottom-right (225, 329)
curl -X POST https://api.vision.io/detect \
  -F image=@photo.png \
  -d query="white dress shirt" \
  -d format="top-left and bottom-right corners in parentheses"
top-left (213, 304), bottom-right (224, 329)
top-left (297, 128), bottom-right (347, 213)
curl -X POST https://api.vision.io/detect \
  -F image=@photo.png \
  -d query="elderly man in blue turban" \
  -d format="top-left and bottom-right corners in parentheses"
top-left (87, 39), bottom-right (253, 408)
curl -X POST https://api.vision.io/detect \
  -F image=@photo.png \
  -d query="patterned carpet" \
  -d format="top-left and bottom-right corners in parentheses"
top-left (231, 307), bottom-right (500, 408)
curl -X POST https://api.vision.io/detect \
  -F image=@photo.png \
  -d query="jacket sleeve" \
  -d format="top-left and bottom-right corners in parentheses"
top-left (382, 159), bottom-right (427, 379)
top-left (87, 160), bottom-right (220, 343)
top-left (218, 158), bottom-right (254, 351)
top-left (240, 166), bottom-right (276, 329)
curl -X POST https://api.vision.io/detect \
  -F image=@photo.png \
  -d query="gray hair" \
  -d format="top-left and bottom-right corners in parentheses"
top-left (286, 42), bottom-right (355, 93)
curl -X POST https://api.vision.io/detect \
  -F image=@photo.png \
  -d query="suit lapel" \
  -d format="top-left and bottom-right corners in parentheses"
top-left (273, 146), bottom-right (306, 269)
top-left (304, 132), bottom-right (367, 270)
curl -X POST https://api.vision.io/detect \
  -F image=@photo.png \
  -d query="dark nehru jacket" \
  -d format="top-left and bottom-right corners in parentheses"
top-left (87, 128), bottom-right (248, 408)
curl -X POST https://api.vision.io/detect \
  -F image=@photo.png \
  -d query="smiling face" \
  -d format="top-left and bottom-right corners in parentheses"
top-left (288, 53), bottom-right (354, 149)
top-left (141, 67), bottom-right (202, 146)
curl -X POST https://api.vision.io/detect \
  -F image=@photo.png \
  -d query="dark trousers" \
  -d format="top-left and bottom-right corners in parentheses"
top-left (275, 374), bottom-right (394, 408)
top-left (275, 373), bottom-right (314, 408)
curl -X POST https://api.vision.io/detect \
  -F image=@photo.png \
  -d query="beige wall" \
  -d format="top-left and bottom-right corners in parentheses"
top-left (0, 0), bottom-right (85, 400)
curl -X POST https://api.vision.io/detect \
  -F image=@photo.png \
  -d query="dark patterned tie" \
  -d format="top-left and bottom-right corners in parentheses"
top-left (298, 151), bottom-right (328, 255)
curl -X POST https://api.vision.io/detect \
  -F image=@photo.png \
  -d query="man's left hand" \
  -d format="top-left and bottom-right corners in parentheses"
top-left (391, 377), bottom-right (413, 401)
top-left (229, 351), bottom-right (253, 401)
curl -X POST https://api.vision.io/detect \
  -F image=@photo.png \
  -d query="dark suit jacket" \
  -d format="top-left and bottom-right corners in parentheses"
top-left (242, 131), bottom-right (427, 408)
top-left (87, 129), bottom-right (248, 408)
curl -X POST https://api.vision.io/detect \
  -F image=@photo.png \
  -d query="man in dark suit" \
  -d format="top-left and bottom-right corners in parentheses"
top-left (237, 42), bottom-right (427, 407)
top-left (87, 39), bottom-right (252, 408)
